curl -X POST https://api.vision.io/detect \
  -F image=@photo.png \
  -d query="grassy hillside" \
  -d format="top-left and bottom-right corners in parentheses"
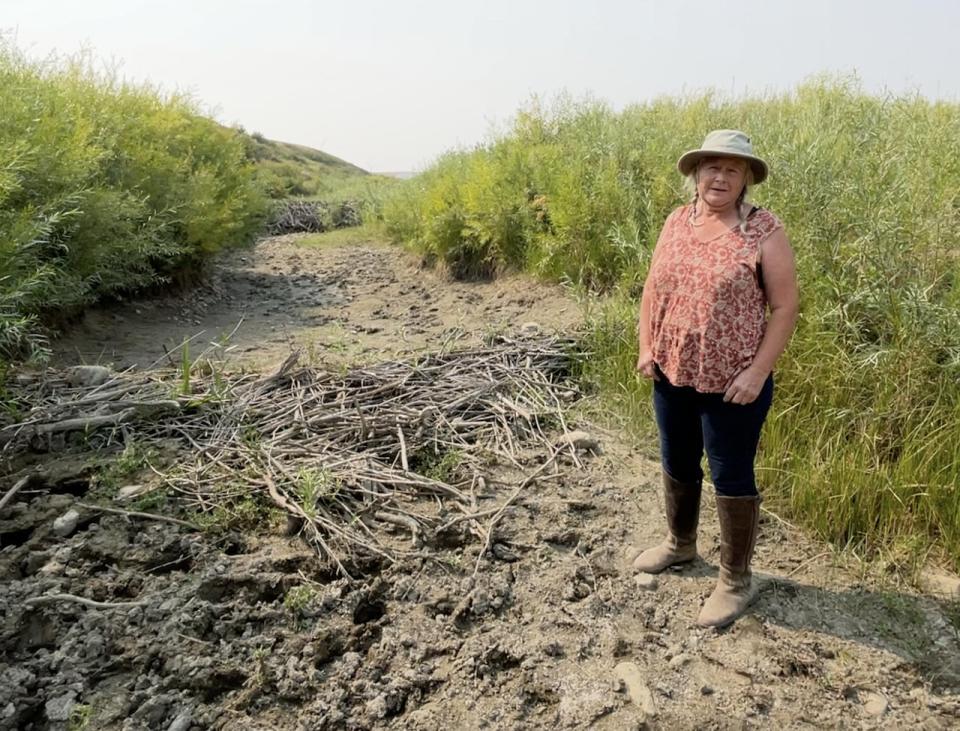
top-left (247, 134), bottom-right (368, 198)
top-left (382, 80), bottom-right (960, 572)
top-left (246, 133), bottom-right (398, 223)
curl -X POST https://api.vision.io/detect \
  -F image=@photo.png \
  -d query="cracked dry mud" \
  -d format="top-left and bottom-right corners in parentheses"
top-left (3, 232), bottom-right (960, 730)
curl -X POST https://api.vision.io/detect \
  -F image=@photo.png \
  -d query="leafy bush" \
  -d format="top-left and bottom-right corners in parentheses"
top-left (0, 42), bottom-right (268, 361)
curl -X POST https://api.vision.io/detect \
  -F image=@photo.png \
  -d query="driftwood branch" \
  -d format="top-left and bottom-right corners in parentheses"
top-left (77, 502), bottom-right (200, 531)
top-left (24, 593), bottom-right (148, 610)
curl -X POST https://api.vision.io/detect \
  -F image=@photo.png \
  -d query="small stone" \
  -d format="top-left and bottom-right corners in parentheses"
top-left (53, 509), bottom-right (80, 537)
top-left (634, 572), bottom-right (659, 591)
top-left (116, 485), bottom-right (149, 501)
top-left (366, 694), bottom-right (388, 720)
top-left (554, 430), bottom-right (602, 455)
top-left (668, 653), bottom-right (690, 670)
top-left (66, 365), bottom-right (111, 387)
top-left (700, 685), bottom-right (714, 696)
top-left (863, 691), bottom-right (889, 717)
top-left (613, 661), bottom-right (658, 717)
top-left (519, 322), bottom-right (542, 336)
top-left (2, 703), bottom-right (14, 719)
top-left (921, 570), bottom-right (960, 600)
top-left (45, 692), bottom-right (76, 722)
top-left (39, 560), bottom-right (65, 576)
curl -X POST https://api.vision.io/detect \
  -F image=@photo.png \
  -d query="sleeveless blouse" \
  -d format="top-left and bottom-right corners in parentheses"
top-left (646, 204), bottom-right (783, 393)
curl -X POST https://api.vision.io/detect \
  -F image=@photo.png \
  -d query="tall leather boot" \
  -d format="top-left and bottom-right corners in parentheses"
top-left (632, 472), bottom-right (701, 573)
top-left (697, 494), bottom-right (761, 628)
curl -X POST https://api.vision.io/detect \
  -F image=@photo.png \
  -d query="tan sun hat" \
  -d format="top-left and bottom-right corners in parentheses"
top-left (677, 129), bottom-right (768, 184)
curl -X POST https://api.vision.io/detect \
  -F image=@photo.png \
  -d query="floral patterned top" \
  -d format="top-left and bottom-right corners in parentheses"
top-left (646, 204), bottom-right (783, 393)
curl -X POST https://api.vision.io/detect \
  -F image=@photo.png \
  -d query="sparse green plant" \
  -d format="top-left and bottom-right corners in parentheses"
top-left (97, 442), bottom-right (157, 493)
top-left (250, 646), bottom-right (270, 687)
top-left (421, 449), bottom-right (464, 483)
top-left (68, 703), bottom-right (92, 731)
top-left (293, 467), bottom-right (340, 518)
top-left (283, 584), bottom-right (317, 616)
top-left (179, 341), bottom-right (192, 396)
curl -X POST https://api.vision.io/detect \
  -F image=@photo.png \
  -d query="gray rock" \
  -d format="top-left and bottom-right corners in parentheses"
top-left (167, 709), bottom-right (194, 731)
top-left (66, 365), bottom-right (111, 388)
top-left (863, 691), bottom-right (889, 717)
top-left (53, 509), bottom-right (80, 537)
top-left (554, 430), bottom-right (602, 455)
top-left (116, 484), bottom-right (149, 501)
top-left (45, 691), bottom-right (76, 722)
top-left (633, 572), bottom-right (659, 591)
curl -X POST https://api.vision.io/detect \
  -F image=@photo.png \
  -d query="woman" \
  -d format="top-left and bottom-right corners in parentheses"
top-left (633, 129), bottom-right (799, 628)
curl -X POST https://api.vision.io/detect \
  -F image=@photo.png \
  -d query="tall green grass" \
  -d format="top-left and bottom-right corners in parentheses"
top-left (0, 42), bottom-right (268, 360)
top-left (383, 79), bottom-right (960, 571)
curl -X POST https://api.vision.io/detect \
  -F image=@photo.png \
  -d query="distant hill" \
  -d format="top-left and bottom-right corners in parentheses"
top-left (244, 132), bottom-right (371, 199)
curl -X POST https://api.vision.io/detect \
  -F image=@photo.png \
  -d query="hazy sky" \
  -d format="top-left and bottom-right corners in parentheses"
top-left (5, 1), bottom-right (960, 172)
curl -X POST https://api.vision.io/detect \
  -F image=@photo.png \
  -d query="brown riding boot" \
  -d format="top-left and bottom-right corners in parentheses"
top-left (632, 472), bottom-right (701, 573)
top-left (697, 495), bottom-right (761, 628)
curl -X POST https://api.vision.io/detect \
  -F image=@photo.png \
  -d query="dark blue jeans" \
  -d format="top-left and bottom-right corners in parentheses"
top-left (652, 366), bottom-right (774, 497)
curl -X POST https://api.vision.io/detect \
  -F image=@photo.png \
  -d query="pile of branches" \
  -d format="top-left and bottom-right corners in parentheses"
top-left (1, 335), bottom-right (585, 576)
top-left (267, 199), bottom-right (362, 235)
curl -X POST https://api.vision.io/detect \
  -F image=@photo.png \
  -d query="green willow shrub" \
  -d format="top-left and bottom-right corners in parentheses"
top-left (0, 42), bottom-right (268, 360)
top-left (384, 78), bottom-right (960, 570)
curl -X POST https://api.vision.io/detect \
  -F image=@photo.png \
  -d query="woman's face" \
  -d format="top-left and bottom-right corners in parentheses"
top-left (696, 157), bottom-right (748, 210)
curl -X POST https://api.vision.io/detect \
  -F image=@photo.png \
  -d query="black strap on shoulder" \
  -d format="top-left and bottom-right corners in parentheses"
top-left (749, 205), bottom-right (765, 292)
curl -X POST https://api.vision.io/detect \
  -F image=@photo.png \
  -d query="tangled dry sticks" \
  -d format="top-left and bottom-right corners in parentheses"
top-left (1, 335), bottom-right (586, 578)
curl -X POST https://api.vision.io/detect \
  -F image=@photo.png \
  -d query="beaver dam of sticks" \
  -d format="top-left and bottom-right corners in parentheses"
top-left (1, 334), bottom-right (586, 578)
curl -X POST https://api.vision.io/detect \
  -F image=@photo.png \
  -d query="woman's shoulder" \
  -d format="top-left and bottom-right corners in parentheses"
top-left (746, 206), bottom-right (785, 241)
top-left (664, 204), bottom-right (692, 227)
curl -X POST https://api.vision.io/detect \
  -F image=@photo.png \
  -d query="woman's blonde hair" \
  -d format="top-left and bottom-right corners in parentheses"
top-left (685, 157), bottom-right (755, 233)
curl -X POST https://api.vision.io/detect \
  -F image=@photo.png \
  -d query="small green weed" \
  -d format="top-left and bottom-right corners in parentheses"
top-left (293, 467), bottom-right (340, 518)
top-left (283, 584), bottom-right (317, 615)
top-left (68, 704), bottom-right (91, 731)
top-left (98, 442), bottom-right (157, 493)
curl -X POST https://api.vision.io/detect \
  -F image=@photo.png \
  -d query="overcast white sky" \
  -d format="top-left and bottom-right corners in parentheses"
top-left (5, 0), bottom-right (960, 172)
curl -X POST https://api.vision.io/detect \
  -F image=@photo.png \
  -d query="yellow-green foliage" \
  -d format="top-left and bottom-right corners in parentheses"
top-left (0, 42), bottom-right (268, 360)
top-left (384, 79), bottom-right (960, 570)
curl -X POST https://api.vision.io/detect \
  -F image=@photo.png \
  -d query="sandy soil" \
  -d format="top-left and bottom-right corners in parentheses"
top-left (2, 231), bottom-right (960, 730)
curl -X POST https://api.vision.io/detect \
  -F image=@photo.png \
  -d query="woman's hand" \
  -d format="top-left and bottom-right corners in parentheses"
top-left (723, 365), bottom-right (768, 404)
top-left (636, 349), bottom-right (659, 381)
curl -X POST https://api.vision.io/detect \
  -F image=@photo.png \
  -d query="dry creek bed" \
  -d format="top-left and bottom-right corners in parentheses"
top-left (2, 232), bottom-right (960, 730)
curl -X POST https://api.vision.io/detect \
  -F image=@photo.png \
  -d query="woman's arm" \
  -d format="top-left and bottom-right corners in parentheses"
top-left (723, 227), bottom-right (799, 404)
top-left (636, 280), bottom-right (659, 379)
top-left (636, 216), bottom-right (674, 380)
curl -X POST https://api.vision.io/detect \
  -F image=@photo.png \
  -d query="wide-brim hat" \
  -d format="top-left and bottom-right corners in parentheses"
top-left (677, 129), bottom-right (768, 184)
